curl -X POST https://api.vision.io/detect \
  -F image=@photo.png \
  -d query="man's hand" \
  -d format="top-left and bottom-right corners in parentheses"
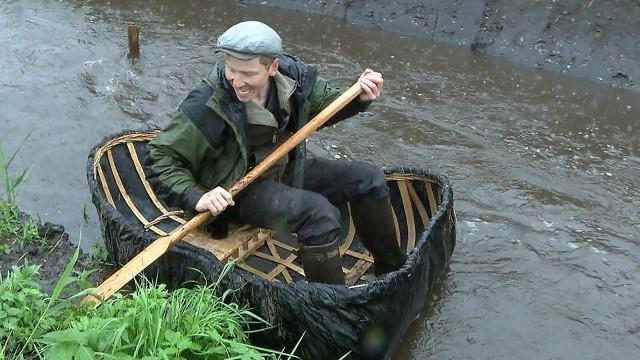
top-left (358, 68), bottom-right (384, 102)
top-left (195, 186), bottom-right (235, 216)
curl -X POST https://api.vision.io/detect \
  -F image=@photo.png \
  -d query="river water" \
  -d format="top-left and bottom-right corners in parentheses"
top-left (1, 0), bottom-right (639, 358)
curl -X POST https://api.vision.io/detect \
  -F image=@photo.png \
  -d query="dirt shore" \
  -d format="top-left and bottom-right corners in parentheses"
top-left (0, 221), bottom-right (109, 294)
top-left (244, 0), bottom-right (639, 91)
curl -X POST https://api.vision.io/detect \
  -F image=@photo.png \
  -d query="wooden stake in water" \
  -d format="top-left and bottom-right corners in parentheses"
top-left (128, 24), bottom-right (140, 59)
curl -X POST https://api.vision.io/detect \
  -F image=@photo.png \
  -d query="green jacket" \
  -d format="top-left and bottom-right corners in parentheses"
top-left (144, 54), bottom-right (368, 211)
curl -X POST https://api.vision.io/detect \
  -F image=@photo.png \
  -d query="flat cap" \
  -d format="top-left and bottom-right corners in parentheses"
top-left (216, 21), bottom-right (283, 60)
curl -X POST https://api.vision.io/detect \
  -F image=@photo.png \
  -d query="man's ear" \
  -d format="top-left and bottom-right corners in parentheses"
top-left (269, 58), bottom-right (279, 76)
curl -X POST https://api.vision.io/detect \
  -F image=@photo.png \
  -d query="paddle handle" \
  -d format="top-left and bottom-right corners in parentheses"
top-left (84, 82), bottom-right (363, 307)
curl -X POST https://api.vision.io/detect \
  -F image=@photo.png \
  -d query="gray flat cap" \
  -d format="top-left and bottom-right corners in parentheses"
top-left (216, 21), bottom-right (283, 60)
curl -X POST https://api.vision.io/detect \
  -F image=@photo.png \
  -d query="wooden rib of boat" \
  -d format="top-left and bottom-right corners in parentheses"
top-left (87, 130), bottom-right (456, 359)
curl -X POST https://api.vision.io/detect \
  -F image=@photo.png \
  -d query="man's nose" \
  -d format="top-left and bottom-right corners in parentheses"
top-left (231, 77), bottom-right (245, 87)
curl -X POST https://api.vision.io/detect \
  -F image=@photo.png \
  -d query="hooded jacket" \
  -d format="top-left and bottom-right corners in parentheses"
top-left (144, 54), bottom-right (368, 211)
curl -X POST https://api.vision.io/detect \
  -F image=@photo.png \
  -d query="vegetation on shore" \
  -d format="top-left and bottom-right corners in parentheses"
top-left (1, 253), bottom-right (296, 359)
top-left (0, 137), bottom-right (299, 359)
top-left (0, 134), bottom-right (40, 255)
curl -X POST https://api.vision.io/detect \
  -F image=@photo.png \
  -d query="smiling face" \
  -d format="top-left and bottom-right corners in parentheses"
top-left (223, 55), bottom-right (279, 104)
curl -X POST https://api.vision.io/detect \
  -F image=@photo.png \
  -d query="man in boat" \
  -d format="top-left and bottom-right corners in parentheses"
top-left (144, 21), bottom-right (405, 284)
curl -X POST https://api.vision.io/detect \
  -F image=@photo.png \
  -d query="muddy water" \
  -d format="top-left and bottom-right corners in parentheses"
top-left (2, 0), bottom-right (639, 358)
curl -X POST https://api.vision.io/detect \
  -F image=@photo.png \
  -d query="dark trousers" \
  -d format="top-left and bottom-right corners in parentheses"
top-left (225, 158), bottom-right (388, 246)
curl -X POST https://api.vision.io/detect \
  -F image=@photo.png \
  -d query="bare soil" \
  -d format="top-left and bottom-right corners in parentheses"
top-left (0, 220), bottom-right (111, 294)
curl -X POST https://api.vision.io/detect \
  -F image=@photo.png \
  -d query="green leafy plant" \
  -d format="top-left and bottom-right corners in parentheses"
top-left (0, 132), bottom-right (34, 205)
top-left (0, 263), bottom-right (62, 357)
top-left (0, 263), bottom-right (44, 355)
top-left (40, 263), bottom-right (297, 359)
top-left (88, 243), bottom-right (112, 266)
top-left (71, 268), bottom-right (98, 294)
top-left (0, 243), bottom-right (9, 255)
top-left (1, 245), bottom-right (301, 359)
top-left (19, 246), bottom-right (82, 356)
top-left (0, 246), bottom-right (84, 359)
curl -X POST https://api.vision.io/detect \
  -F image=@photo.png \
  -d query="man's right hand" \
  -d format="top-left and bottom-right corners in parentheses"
top-left (195, 186), bottom-right (235, 216)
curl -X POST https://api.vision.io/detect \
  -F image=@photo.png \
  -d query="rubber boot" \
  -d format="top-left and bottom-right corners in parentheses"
top-left (298, 239), bottom-right (345, 285)
top-left (351, 197), bottom-right (407, 276)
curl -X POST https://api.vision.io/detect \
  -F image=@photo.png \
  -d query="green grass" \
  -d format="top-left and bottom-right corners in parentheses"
top-left (0, 263), bottom-right (50, 356)
top-left (0, 243), bottom-right (8, 255)
top-left (0, 133), bottom-right (34, 206)
top-left (0, 244), bottom-right (82, 359)
top-left (0, 134), bottom-right (41, 251)
top-left (1, 254), bottom-right (299, 359)
top-left (41, 263), bottom-right (294, 359)
top-left (0, 201), bottom-right (41, 251)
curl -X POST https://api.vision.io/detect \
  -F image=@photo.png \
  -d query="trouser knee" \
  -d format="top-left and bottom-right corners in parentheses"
top-left (297, 197), bottom-right (342, 246)
top-left (349, 161), bottom-right (388, 201)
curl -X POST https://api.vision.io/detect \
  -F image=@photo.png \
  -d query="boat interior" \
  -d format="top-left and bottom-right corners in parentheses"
top-left (93, 132), bottom-right (443, 286)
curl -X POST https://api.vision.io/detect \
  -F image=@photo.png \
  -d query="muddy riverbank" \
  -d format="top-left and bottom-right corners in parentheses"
top-left (244, 0), bottom-right (640, 91)
top-left (0, 218), bottom-right (110, 294)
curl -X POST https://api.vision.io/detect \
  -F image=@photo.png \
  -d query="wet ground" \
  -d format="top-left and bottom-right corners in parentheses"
top-left (0, 220), bottom-right (108, 295)
top-left (1, 0), bottom-right (639, 358)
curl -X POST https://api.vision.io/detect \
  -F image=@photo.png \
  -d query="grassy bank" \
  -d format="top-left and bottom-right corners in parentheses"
top-left (1, 249), bottom-right (293, 359)
top-left (1, 138), bottom-right (297, 359)
top-left (0, 206), bottom-right (297, 359)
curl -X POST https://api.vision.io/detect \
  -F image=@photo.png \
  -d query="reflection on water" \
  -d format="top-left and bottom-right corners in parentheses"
top-left (1, 0), bottom-right (639, 358)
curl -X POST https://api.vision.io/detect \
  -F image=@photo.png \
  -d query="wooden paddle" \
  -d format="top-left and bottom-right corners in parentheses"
top-left (83, 81), bottom-right (363, 307)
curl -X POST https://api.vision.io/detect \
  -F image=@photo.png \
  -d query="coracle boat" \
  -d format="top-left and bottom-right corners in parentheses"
top-left (88, 130), bottom-right (456, 359)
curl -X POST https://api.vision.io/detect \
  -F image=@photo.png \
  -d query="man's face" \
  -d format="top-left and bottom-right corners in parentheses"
top-left (224, 55), bottom-right (278, 103)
